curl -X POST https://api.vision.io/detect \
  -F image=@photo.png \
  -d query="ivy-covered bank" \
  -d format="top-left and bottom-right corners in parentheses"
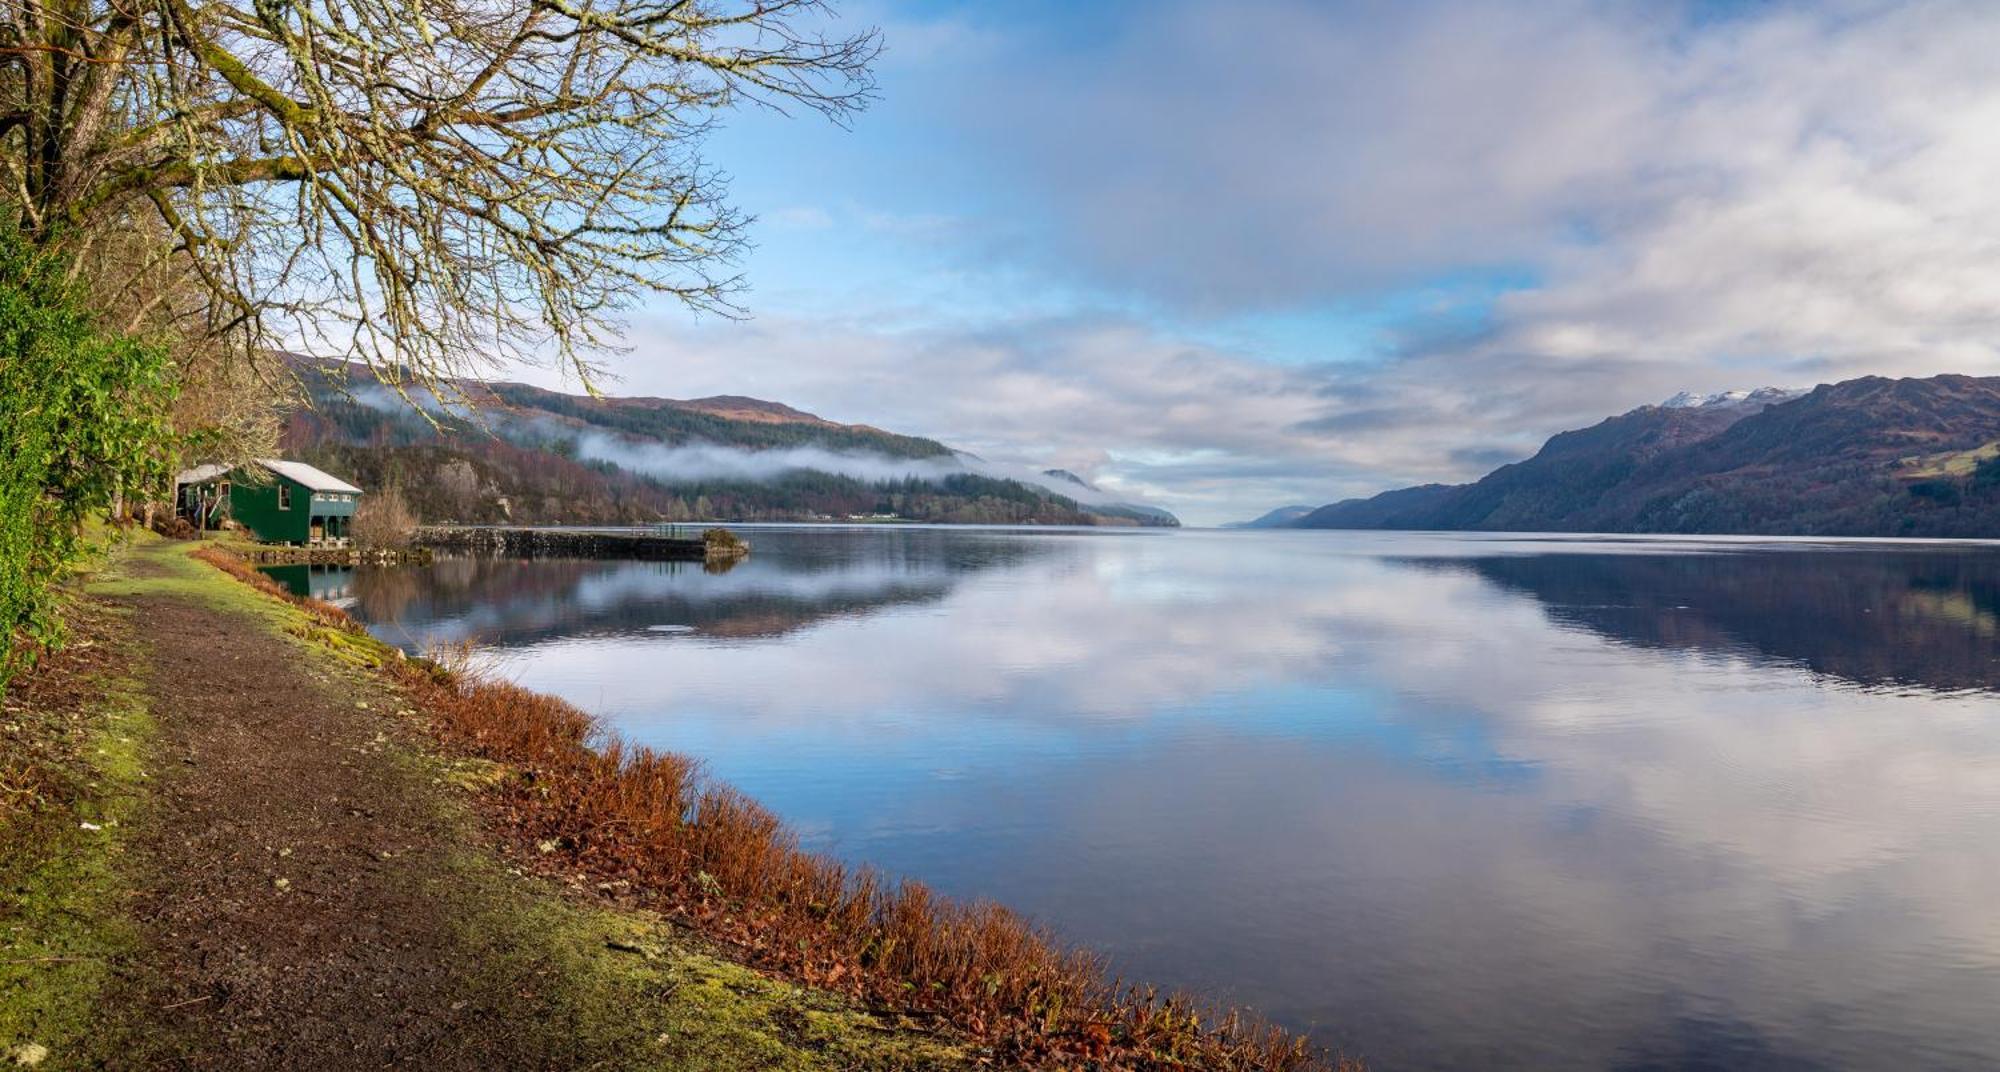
top-left (0, 228), bottom-right (175, 688)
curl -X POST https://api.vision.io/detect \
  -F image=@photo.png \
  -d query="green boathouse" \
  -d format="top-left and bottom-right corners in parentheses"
top-left (175, 459), bottom-right (364, 546)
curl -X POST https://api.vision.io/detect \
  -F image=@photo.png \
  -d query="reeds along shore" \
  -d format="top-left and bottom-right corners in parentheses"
top-left (190, 545), bottom-right (1359, 1071)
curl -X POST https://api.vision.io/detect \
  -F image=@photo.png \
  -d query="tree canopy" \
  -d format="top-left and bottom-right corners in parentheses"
top-left (0, 0), bottom-right (877, 390)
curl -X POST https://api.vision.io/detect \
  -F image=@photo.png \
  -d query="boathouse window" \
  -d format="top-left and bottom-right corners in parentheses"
top-left (279, 484), bottom-right (292, 510)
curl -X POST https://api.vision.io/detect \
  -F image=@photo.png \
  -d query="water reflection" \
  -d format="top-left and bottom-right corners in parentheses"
top-left (332, 529), bottom-right (2000, 1070)
top-left (1437, 547), bottom-right (2000, 693)
top-left (262, 563), bottom-right (360, 608)
top-left (305, 526), bottom-right (1058, 649)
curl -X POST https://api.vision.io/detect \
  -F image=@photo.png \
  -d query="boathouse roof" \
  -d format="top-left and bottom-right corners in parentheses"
top-left (175, 459), bottom-right (364, 495)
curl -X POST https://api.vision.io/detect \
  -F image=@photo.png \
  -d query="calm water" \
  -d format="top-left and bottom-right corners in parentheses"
top-left (294, 527), bottom-right (2000, 1069)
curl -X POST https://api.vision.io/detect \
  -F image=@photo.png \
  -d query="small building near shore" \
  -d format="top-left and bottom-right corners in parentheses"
top-left (175, 459), bottom-right (364, 546)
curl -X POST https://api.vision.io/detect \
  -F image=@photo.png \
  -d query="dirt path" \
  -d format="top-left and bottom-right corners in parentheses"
top-left (106, 580), bottom-right (582, 1067)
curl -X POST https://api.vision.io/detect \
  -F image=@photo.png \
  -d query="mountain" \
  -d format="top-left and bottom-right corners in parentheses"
top-left (1224, 505), bottom-right (1317, 529)
top-left (1039, 469), bottom-right (1183, 526)
top-left (1658, 386), bottom-right (1802, 410)
top-left (1292, 375), bottom-right (2000, 538)
top-left (280, 362), bottom-right (1178, 527)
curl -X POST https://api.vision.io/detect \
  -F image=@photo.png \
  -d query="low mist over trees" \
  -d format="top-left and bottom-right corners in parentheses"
top-left (281, 369), bottom-right (1176, 526)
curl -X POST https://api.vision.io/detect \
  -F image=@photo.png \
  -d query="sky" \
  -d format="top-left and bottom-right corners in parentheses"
top-left (510, 0), bottom-right (2000, 526)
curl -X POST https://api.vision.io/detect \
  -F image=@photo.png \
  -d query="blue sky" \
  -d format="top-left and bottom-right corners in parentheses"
top-left (520, 0), bottom-right (2000, 525)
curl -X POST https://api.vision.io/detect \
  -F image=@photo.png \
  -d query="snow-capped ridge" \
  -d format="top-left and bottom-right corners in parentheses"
top-left (1657, 386), bottom-right (1801, 410)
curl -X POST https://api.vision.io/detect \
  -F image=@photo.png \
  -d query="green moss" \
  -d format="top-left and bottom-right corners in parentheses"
top-left (380, 724), bottom-right (969, 1069)
top-left (0, 618), bottom-right (152, 1066)
top-left (438, 756), bottom-right (510, 792)
top-left (87, 540), bottom-right (396, 671)
top-left (425, 852), bottom-right (969, 1070)
top-left (89, 538), bottom-right (261, 600)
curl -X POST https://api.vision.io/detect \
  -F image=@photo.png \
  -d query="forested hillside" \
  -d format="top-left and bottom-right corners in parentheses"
top-left (1295, 375), bottom-right (2000, 537)
top-left (482, 380), bottom-right (955, 460)
top-left (283, 363), bottom-right (1178, 526)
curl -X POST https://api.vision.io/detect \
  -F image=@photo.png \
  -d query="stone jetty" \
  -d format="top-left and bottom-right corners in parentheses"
top-left (412, 526), bottom-right (750, 563)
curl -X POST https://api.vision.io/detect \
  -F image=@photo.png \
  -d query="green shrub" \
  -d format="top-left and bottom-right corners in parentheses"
top-left (0, 225), bottom-right (177, 687)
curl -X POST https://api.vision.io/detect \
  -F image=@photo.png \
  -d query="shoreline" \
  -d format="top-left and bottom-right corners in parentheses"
top-left (2, 534), bottom-right (969, 1069)
top-left (3, 531), bottom-right (1355, 1070)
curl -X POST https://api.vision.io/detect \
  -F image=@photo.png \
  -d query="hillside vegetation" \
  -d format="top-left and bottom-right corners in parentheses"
top-left (285, 363), bottom-right (1178, 527)
top-left (1296, 375), bottom-right (2000, 537)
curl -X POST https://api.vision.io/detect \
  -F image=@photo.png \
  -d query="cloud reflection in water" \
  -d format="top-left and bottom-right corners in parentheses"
top-left (337, 528), bottom-right (2000, 1070)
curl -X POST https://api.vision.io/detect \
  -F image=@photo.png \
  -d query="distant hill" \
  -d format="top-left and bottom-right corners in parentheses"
top-left (1039, 469), bottom-right (1182, 526)
top-left (281, 362), bottom-right (1178, 527)
top-left (1224, 505), bottom-right (1316, 529)
top-left (1291, 375), bottom-right (2000, 537)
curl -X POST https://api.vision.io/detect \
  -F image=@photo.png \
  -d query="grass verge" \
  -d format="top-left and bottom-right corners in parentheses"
top-left (0, 595), bottom-right (150, 1067)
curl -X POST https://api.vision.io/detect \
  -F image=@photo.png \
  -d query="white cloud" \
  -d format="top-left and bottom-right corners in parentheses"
top-left (553, 0), bottom-right (2000, 523)
top-left (595, 309), bottom-right (1381, 523)
top-left (945, 0), bottom-right (2000, 492)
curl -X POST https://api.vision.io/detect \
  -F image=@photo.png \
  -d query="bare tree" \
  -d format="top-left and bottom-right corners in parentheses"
top-left (0, 0), bottom-right (876, 394)
top-left (76, 213), bottom-right (293, 473)
top-left (351, 482), bottom-right (416, 547)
